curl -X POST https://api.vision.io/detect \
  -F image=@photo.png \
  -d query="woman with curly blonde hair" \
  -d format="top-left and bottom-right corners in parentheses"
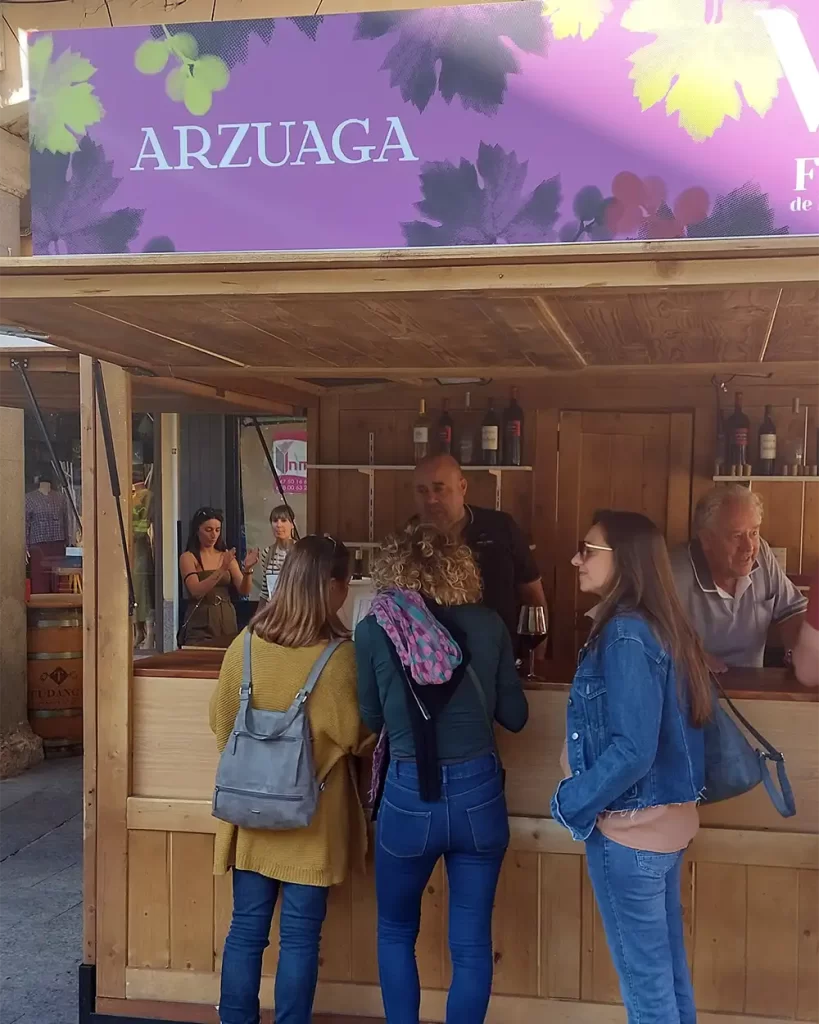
top-left (355, 525), bottom-right (528, 1024)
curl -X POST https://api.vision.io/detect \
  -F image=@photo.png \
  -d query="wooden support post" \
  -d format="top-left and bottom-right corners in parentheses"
top-left (0, 406), bottom-right (43, 777)
top-left (79, 356), bottom-right (132, 996)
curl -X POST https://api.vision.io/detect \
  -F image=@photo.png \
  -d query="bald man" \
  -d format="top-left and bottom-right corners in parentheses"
top-left (411, 455), bottom-right (546, 640)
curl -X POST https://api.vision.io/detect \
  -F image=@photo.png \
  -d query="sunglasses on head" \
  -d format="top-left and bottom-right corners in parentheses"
top-left (195, 507), bottom-right (223, 522)
top-left (577, 540), bottom-right (614, 559)
top-left (303, 533), bottom-right (341, 552)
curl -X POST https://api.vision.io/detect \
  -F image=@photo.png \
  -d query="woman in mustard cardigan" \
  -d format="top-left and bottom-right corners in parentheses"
top-left (210, 535), bottom-right (372, 1024)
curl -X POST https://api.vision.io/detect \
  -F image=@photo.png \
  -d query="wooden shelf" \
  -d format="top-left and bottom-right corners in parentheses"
top-left (712, 475), bottom-right (819, 483)
top-left (307, 464), bottom-right (533, 471)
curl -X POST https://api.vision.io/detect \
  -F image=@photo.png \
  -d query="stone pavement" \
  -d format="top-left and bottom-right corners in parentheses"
top-left (1, 757), bottom-right (83, 1024)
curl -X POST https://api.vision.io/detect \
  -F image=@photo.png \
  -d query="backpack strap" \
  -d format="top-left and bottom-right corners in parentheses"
top-left (467, 664), bottom-right (498, 756)
top-left (239, 629), bottom-right (253, 700)
top-left (296, 639), bottom-right (345, 703)
top-left (239, 637), bottom-right (344, 741)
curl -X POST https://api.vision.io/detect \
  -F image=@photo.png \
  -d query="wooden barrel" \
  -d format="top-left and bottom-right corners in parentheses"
top-left (27, 597), bottom-right (83, 755)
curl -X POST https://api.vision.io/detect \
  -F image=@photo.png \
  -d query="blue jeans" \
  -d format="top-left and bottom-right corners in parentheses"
top-left (218, 868), bottom-right (328, 1024)
top-left (375, 753), bottom-right (508, 1024)
top-left (585, 830), bottom-right (696, 1024)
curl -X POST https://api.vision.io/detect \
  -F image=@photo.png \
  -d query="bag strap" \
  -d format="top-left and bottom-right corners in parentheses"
top-left (239, 636), bottom-right (344, 740)
top-left (714, 677), bottom-right (796, 818)
top-left (467, 665), bottom-right (498, 756)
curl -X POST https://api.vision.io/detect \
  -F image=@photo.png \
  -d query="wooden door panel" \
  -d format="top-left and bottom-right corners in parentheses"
top-left (553, 410), bottom-right (694, 660)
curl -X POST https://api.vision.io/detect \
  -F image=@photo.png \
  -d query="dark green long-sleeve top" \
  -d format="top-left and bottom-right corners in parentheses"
top-left (354, 603), bottom-right (529, 761)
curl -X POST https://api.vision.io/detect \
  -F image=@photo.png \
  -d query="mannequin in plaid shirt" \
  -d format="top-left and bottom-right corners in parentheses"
top-left (26, 468), bottom-right (71, 593)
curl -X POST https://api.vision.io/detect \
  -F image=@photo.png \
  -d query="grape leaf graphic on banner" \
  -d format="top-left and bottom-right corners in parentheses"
top-left (403, 142), bottom-right (561, 245)
top-left (135, 29), bottom-right (229, 116)
top-left (31, 137), bottom-right (143, 255)
top-left (29, 35), bottom-right (104, 154)
top-left (543, 0), bottom-right (613, 41)
top-left (621, 0), bottom-right (782, 141)
top-left (148, 17), bottom-right (322, 70)
top-left (356, 3), bottom-right (546, 115)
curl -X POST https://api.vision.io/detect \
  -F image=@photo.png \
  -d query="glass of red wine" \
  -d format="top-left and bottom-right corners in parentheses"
top-left (517, 605), bottom-right (548, 680)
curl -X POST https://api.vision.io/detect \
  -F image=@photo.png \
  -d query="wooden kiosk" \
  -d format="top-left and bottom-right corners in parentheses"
top-left (1, 237), bottom-right (817, 1024)
top-left (3, 0), bottom-right (819, 1016)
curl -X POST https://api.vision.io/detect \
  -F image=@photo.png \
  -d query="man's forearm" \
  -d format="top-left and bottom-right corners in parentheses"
top-left (772, 612), bottom-right (807, 651)
top-left (519, 579), bottom-right (546, 607)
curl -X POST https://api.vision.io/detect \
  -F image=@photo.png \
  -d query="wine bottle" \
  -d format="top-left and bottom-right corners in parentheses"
top-left (413, 399), bottom-right (430, 463)
top-left (758, 405), bottom-right (777, 476)
top-left (437, 398), bottom-right (453, 456)
top-left (481, 398), bottom-right (500, 466)
top-left (458, 391), bottom-right (474, 466)
top-left (502, 386), bottom-right (524, 466)
top-left (353, 548), bottom-right (364, 579)
top-left (715, 408), bottom-right (727, 475)
top-left (726, 392), bottom-right (750, 471)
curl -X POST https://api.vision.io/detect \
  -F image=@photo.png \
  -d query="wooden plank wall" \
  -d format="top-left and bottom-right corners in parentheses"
top-left (124, 828), bottom-right (818, 1020)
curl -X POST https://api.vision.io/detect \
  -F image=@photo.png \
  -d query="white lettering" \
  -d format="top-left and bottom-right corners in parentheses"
top-left (254, 122), bottom-right (295, 168)
top-left (758, 9), bottom-right (819, 133)
top-left (374, 116), bottom-right (419, 164)
top-left (293, 120), bottom-right (335, 166)
top-left (218, 123), bottom-right (252, 169)
top-left (795, 157), bottom-right (819, 191)
top-left (130, 127), bottom-right (172, 171)
top-left (332, 118), bottom-right (375, 164)
top-left (175, 126), bottom-right (216, 170)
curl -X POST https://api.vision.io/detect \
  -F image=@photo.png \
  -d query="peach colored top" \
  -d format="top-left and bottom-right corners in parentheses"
top-left (560, 741), bottom-right (698, 853)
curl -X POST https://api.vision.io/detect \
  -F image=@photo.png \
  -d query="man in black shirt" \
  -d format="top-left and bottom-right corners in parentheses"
top-left (411, 455), bottom-right (546, 639)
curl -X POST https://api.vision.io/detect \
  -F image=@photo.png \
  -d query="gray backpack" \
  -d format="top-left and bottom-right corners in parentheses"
top-left (212, 630), bottom-right (343, 831)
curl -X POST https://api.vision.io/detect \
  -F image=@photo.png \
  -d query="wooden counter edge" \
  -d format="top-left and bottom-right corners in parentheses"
top-left (133, 653), bottom-right (818, 700)
top-left (125, 797), bottom-right (818, 869)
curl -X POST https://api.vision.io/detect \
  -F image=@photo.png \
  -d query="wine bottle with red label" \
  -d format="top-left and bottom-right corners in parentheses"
top-left (413, 399), bottom-right (430, 463)
top-left (502, 386), bottom-right (524, 466)
top-left (437, 398), bottom-right (453, 455)
top-left (481, 398), bottom-right (500, 466)
top-left (758, 405), bottom-right (776, 476)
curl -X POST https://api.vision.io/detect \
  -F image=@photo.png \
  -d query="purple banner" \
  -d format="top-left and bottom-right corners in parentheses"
top-left (28, 0), bottom-right (819, 255)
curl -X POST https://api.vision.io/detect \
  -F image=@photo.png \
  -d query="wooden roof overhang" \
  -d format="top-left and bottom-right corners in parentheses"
top-left (1, 238), bottom-right (817, 404)
top-left (0, 348), bottom-right (301, 414)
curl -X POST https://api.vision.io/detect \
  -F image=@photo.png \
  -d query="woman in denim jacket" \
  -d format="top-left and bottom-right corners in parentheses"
top-left (551, 510), bottom-right (712, 1024)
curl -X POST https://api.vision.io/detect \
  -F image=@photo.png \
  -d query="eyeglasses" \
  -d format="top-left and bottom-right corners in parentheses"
top-left (577, 540), bottom-right (614, 559)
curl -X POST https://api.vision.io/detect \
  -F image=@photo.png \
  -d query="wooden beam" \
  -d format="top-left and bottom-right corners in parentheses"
top-left (1, 254), bottom-right (817, 301)
top-left (80, 357), bottom-right (132, 999)
top-left (531, 297), bottom-right (587, 368)
top-left (758, 287), bottom-right (783, 362)
top-left (2, 236), bottom-right (815, 274)
top-left (79, 357), bottom-right (97, 966)
top-left (136, 374), bottom-right (306, 414)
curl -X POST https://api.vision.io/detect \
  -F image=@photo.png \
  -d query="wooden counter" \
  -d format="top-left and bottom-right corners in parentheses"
top-left (120, 650), bottom-right (819, 1023)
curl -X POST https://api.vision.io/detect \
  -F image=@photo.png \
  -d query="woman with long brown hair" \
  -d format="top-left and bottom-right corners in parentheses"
top-left (210, 535), bottom-right (372, 1024)
top-left (551, 510), bottom-right (711, 1024)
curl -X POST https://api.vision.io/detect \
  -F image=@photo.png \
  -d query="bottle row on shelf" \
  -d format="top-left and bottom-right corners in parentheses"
top-left (413, 388), bottom-right (525, 467)
top-left (717, 393), bottom-right (816, 478)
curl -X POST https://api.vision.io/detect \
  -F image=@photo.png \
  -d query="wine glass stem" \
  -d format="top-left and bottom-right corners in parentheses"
top-left (528, 649), bottom-right (536, 680)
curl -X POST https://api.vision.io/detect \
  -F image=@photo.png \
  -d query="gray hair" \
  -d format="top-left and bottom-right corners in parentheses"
top-left (693, 484), bottom-right (764, 534)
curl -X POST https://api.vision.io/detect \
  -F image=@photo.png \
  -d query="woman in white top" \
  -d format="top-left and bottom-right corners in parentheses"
top-left (260, 505), bottom-right (296, 603)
